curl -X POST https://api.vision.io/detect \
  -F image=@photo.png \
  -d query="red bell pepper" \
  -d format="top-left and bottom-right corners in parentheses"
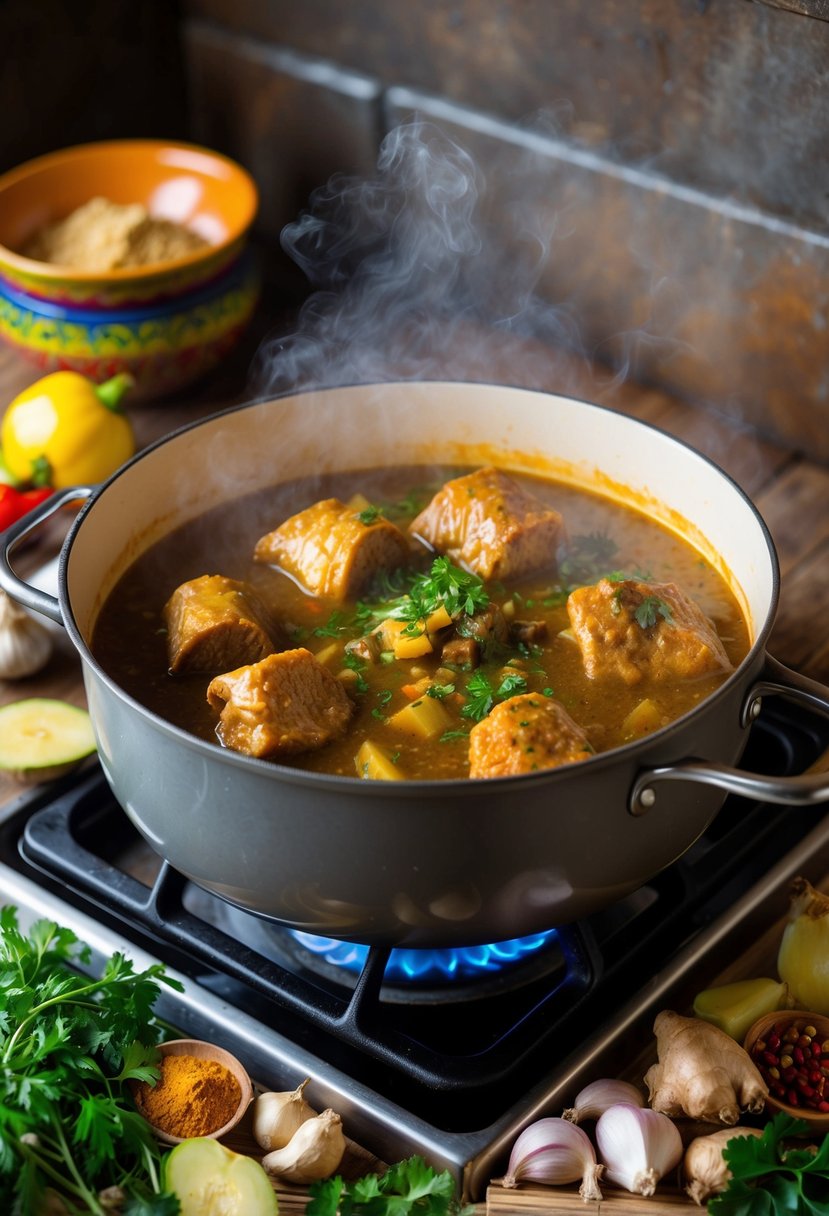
top-left (0, 484), bottom-right (53, 533)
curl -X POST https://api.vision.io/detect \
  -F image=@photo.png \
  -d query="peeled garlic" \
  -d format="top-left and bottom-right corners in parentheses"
top-left (683, 1127), bottom-right (764, 1205)
top-left (777, 877), bottom-right (829, 1015)
top-left (253, 1077), bottom-right (317, 1151)
top-left (261, 1107), bottom-right (345, 1184)
top-left (595, 1102), bottom-right (683, 1196)
top-left (0, 591), bottom-right (52, 680)
top-left (500, 1116), bottom-right (604, 1201)
top-left (562, 1078), bottom-right (645, 1123)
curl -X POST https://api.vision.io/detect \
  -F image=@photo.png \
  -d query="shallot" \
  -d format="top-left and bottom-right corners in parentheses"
top-left (562, 1077), bottom-right (645, 1123)
top-left (595, 1102), bottom-right (683, 1196)
top-left (500, 1116), bottom-right (604, 1201)
top-left (777, 877), bottom-right (829, 1015)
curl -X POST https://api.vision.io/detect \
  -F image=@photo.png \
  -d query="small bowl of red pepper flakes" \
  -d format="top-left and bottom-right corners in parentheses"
top-left (744, 1011), bottom-right (829, 1133)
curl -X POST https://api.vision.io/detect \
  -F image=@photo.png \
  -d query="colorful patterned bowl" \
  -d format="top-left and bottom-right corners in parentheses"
top-left (0, 140), bottom-right (259, 399)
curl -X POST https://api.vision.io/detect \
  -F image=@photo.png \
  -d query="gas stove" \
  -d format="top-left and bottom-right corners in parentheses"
top-left (2, 699), bottom-right (828, 1201)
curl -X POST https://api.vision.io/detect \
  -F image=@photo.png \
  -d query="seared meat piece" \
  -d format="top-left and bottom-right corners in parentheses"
top-left (254, 498), bottom-right (411, 601)
top-left (509, 619), bottom-right (549, 646)
top-left (409, 467), bottom-right (564, 581)
top-left (207, 648), bottom-right (354, 758)
top-left (457, 603), bottom-right (509, 646)
top-left (468, 693), bottom-right (592, 778)
top-left (566, 578), bottom-right (733, 687)
top-left (163, 574), bottom-right (281, 675)
top-left (441, 636), bottom-right (480, 670)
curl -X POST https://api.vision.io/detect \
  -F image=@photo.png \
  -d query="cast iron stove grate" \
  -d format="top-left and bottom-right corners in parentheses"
top-left (6, 698), bottom-right (829, 1130)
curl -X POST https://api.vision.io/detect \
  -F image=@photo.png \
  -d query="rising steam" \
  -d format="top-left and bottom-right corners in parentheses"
top-left (249, 120), bottom-right (592, 396)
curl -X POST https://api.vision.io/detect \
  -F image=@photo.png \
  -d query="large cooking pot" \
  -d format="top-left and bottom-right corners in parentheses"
top-left (3, 382), bottom-right (829, 947)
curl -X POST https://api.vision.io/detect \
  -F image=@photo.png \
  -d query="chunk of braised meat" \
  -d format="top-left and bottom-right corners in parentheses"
top-left (508, 619), bottom-right (549, 646)
top-left (566, 578), bottom-right (732, 687)
top-left (441, 636), bottom-right (480, 670)
top-left (163, 574), bottom-right (282, 675)
top-left (206, 648), bottom-right (354, 759)
top-left (254, 498), bottom-right (412, 601)
top-left (409, 467), bottom-right (565, 581)
top-left (345, 634), bottom-right (380, 664)
top-left (468, 693), bottom-right (593, 778)
top-left (440, 603), bottom-right (508, 669)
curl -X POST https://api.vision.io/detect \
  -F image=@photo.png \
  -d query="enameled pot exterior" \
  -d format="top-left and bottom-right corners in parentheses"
top-left (4, 382), bottom-right (829, 946)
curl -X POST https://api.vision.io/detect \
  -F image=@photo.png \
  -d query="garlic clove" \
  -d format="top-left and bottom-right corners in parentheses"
top-left (500, 1116), bottom-right (604, 1201)
top-left (0, 590), bottom-right (53, 680)
top-left (595, 1102), bottom-right (683, 1196)
top-left (562, 1077), bottom-right (645, 1123)
top-left (252, 1077), bottom-right (317, 1151)
top-left (261, 1107), bottom-right (345, 1184)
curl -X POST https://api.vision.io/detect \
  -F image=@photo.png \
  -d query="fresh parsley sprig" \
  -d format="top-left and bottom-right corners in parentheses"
top-left (306, 1155), bottom-right (472, 1216)
top-left (460, 670), bottom-right (528, 723)
top-left (0, 907), bottom-right (183, 1215)
top-left (710, 1113), bottom-right (829, 1215)
top-left (388, 557), bottom-right (489, 626)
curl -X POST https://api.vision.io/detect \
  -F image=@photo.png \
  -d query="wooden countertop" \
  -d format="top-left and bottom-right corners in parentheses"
top-left (1, 319), bottom-right (827, 814)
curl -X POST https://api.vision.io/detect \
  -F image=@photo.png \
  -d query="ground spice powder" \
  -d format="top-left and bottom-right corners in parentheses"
top-left (134, 1052), bottom-right (242, 1138)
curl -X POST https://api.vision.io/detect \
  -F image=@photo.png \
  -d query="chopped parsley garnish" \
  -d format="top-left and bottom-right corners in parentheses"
top-left (440, 729), bottom-right (469, 742)
top-left (427, 683), bottom-right (455, 700)
top-left (460, 670), bottom-right (529, 722)
top-left (388, 557), bottom-right (489, 625)
top-left (356, 504), bottom-right (384, 525)
top-left (635, 595), bottom-right (674, 629)
top-left (313, 609), bottom-right (349, 638)
top-left (342, 651), bottom-right (369, 694)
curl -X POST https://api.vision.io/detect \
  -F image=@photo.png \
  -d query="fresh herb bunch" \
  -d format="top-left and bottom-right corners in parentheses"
top-left (711, 1113), bottom-right (829, 1215)
top-left (306, 1155), bottom-right (472, 1216)
top-left (0, 906), bottom-right (182, 1216)
top-left (388, 557), bottom-right (489, 627)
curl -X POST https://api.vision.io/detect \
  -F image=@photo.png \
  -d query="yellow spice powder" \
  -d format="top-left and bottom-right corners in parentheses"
top-left (24, 196), bottom-right (209, 271)
top-left (133, 1052), bottom-right (242, 1139)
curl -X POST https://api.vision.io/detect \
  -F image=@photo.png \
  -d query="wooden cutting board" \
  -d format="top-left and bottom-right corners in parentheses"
top-left (486, 1184), bottom-right (695, 1213)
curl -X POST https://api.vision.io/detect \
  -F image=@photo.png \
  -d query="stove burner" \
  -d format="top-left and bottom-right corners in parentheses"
top-left (290, 928), bottom-right (558, 983)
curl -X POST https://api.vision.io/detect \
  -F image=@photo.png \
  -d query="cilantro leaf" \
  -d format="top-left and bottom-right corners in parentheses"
top-left (634, 595), bottom-right (674, 630)
top-left (710, 1114), bottom-right (829, 1216)
top-left (307, 1156), bottom-right (470, 1216)
top-left (460, 670), bottom-right (529, 723)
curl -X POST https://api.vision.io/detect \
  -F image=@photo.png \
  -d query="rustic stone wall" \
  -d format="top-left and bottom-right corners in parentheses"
top-left (180, 1), bottom-right (829, 460)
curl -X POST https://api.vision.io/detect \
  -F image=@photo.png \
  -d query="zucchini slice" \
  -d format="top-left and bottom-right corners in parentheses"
top-left (164, 1138), bottom-right (279, 1215)
top-left (0, 697), bottom-right (96, 783)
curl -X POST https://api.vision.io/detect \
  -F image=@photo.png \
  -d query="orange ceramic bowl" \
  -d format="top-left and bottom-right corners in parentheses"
top-left (0, 140), bottom-right (260, 397)
top-left (744, 1010), bottom-right (829, 1135)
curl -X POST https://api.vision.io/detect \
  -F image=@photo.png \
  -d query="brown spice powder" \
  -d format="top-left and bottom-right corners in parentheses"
top-left (133, 1052), bottom-right (242, 1139)
top-left (24, 197), bottom-right (209, 271)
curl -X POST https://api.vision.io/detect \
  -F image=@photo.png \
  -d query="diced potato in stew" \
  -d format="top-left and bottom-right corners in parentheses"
top-left (91, 462), bottom-right (750, 781)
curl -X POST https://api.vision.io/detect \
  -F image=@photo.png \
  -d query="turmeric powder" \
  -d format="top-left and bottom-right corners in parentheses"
top-left (133, 1052), bottom-right (241, 1139)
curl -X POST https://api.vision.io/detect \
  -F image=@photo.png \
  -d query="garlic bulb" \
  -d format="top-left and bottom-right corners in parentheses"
top-left (562, 1078), bottom-right (645, 1123)
top-left (253, 1077), bottom-right (317, 1151)
top-left (777, 877), bottom-right (829, 1015)
top-left (595, 1102), bottom-right (683, 1196)
top-left (500, 1116), bottom-right (604, 1201)
top-left (683, 1127), bottom-right (764, 1206)
top-left (261, 1107), bottom-right (345, 1184)
top-left (0, 591), bottom-right (52, 679)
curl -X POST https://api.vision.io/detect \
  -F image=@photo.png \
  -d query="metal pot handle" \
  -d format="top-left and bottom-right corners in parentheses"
top-left (0, 486), bottom-right (93, 625)
top-left (630, 654), bottom-right (829, 815)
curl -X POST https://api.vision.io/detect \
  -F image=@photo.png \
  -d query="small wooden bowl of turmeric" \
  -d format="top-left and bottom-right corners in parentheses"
top-left (744, 1011), bottom-right (829, 1134)
top-left (131, 1038), bottom-right (254, 1145)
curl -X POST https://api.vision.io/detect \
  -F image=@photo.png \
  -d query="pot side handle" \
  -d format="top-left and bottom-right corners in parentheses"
top-left (0, 486), bottom-right (93, 625)
top-left (630, 655), bottom-right (829, 815)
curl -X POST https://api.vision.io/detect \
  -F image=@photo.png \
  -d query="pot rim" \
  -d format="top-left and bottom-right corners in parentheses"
top-left (57, 379), bottom-right (781, 793)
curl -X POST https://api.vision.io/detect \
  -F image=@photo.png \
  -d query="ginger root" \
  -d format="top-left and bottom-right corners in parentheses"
top-left (643, 1009), bottom-right (768, 1125)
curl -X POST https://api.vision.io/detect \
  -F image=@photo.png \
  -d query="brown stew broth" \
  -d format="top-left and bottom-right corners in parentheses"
top-left (91, 465), bottom-right (750, 780)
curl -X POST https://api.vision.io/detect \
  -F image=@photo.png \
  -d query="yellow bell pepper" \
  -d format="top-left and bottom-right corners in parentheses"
top-left (1, 371), bottom-right (136, 489)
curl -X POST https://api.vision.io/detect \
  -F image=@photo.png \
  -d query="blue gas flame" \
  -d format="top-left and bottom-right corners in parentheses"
top-left (290, 929), bottom-right (557, 983)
